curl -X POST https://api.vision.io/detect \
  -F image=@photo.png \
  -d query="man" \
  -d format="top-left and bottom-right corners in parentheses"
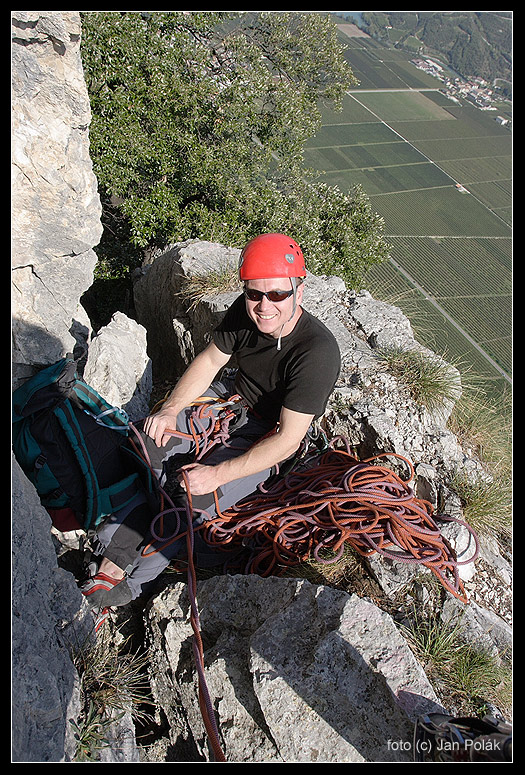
top-left (81, 233), bottom-right (341, 610)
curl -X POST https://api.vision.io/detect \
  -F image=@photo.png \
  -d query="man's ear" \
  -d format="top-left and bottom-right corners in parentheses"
top-left (296, 280), bottom-right (305, 303)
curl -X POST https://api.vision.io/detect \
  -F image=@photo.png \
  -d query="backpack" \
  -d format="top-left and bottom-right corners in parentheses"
top-left (12, 356), bottom-right (156, 533)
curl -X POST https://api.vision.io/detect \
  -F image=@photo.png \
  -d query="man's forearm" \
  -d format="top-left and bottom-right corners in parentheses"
top-left (215, 430), bottom-right (299, 487)
top-left (180, 430), bottom-right (299, 496)
top-left (181, 407), bottom-right (314, 495)
top-left (163, 344), bottom-right (229, 414)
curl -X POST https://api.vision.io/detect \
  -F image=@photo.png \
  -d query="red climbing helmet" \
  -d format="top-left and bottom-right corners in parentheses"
top-left (239, 233), bottom-right (306, 280)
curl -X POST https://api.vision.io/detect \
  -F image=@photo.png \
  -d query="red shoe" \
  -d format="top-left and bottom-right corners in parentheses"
top-left (80, 572), bottom-right (132, 608)
top-left (92, 606), bottom-right (111, 633)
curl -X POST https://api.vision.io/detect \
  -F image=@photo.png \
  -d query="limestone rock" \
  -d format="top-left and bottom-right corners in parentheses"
top-left (11, 7), bottom-right (512, 762)
top-left (12, 456), bottom-right (93, 762)
top-left (82, 312), bottom-right (152, 421)
top-left (134, 240), bottom-right (240, 382)
top-left (12, 11), bottom-right (102, 388)
top-left (146, 576), bottom-right (444, 762)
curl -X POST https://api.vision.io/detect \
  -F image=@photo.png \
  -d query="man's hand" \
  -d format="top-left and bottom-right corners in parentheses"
top-left (143, 406), bottom-right (180, 447)
top-left (142, 342), bottom-right (231, 448)
top-left (179, 462), bottom-right (221, 496)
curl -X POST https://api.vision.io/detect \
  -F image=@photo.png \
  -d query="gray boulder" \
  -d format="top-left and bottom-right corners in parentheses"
top-left (82, 311), bottom-right (152, 421)
top-left (146, 575), bottom-right (444, 762)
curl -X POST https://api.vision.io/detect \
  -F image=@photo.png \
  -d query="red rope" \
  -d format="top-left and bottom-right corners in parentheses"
top-left (182, 469), bottom-right (226, 762)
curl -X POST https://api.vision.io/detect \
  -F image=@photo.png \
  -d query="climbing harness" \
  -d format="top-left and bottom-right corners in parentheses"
top-left (149, 392), bottom-right (249, 460)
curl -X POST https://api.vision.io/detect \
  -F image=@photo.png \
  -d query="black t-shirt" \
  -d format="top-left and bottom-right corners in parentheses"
top-left (212, 294), bottom-right (341, 426)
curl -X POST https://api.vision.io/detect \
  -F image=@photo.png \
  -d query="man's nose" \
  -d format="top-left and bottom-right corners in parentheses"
top-left (257, 292), bottom-right (273, 309)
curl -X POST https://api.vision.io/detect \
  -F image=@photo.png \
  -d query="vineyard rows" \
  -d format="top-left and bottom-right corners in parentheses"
top-left (307, 29), bottom-right (512, 401)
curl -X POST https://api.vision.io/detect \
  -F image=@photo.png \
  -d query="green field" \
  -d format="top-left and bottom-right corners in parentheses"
top-left (304, 30), bottom-right (512, 404)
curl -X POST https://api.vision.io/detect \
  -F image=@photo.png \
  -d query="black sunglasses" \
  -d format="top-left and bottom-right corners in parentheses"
top-left (244, 288), bottom-right (294, 303)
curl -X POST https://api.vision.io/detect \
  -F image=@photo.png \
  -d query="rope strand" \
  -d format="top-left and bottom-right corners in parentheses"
top-left (182, 469), bottom-right (226, 762)
top-left (127, 398), bottom-right (480, 760)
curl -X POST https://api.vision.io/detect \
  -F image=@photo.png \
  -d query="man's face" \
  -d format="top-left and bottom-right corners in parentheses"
top-left (244, 278), bottom-right (304, 338)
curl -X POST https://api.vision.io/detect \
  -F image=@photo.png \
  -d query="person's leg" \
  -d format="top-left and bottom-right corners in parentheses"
top-left (184, 412), bottom-right (276, 565)
top-left (84, 385), bottom-right (276, 603)
top-left (80, 397), bottom-right (200, 607)
top-left (82, 381), bottom-right (241, 602)
top-left (121, 408), bottom-right (276, 581)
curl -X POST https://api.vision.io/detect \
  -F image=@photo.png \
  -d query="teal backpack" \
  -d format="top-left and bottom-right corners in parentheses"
top-left (12, 357), bottom-right (155, 532)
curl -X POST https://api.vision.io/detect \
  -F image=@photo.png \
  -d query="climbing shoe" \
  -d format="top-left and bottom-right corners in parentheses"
top-left (80, 572), bottom-right (133, 609)
top-left (92, 606), bottom-right (111, 634)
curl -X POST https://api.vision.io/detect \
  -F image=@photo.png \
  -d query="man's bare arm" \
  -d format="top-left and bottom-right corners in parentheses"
top-left (143, 342), bottom-right (231, 447)
top-left (180, 406), bottom-right (314, 495)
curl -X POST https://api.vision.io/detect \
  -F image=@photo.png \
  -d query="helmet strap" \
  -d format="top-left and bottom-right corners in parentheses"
top-left (277, 277), bottom-right (300, 350)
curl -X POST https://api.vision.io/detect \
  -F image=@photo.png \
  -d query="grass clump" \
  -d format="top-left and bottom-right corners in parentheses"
top-left (376, 346), bottom-right (461, 413)
top-left (284, 544), bottom-right (363, 589)
top-left (448, 381), bottom-right (511, 473)
top-left (69, 700), bottom-right (118, 763)
top-left (376, 346), bottom-right (512, 542)
top-left (70, 628), bottom-right (153, 761)
top-left (448, 472), bottom-right (511, 541)
top-left (400, 610), bottom-right (511, 718)
top-left (447, 385), bottom-right (512, 541)
top-left (180, 264), bottom-right (241, 310)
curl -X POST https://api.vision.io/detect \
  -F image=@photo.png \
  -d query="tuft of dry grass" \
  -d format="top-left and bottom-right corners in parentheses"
top-left (179, 264), bottom-right (241, 310)
top-left (376, 345), bottom-right (462, 412)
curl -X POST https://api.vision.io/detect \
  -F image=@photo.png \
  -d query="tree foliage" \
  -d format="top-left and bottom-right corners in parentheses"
top-left (80, 11), bottom-right (390, 287)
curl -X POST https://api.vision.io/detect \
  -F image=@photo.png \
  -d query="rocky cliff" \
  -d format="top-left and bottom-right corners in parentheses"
top-left (11, 11), bottom-right (511, 763)
top-left (12, 11), bottom-right (99, 762)
top-left (12, 11), bottom-right (102, 389)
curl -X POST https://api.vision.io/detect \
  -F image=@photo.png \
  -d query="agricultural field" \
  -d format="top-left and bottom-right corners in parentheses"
top-left (305, 29), bottom-right (512, 405)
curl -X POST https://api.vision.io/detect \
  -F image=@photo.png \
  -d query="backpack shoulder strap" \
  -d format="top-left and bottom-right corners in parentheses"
top-left (71, 380), bottom-right (129, 432)
top-left (53, 397), bottom-right (100, 529)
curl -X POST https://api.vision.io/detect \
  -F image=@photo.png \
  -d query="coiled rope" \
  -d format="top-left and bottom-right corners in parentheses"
top-left (127, 397), bottom-right (480, 761)
top-left (200, 438), bottom-right (479, 603)
top-left (132, 399), bottom-right (479, 603)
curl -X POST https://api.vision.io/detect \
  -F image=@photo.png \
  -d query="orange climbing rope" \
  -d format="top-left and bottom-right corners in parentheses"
top-left (198, 439), bottom-right (479, 603)
top-left (127, 401), bottom-right (480, 760)
top-left (129, 395), bottom-right (252, 559)
top-left (182, 468), bottom-right (227, 763)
